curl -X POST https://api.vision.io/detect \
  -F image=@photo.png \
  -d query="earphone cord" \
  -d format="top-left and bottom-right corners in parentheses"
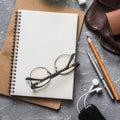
top-left (76, 89), bottom-right (95, 113)
top-left (83, 86), bottom-right (93, 108)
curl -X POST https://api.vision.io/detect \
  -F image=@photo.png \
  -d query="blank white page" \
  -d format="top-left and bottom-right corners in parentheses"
top-left (10, 10), bottom-right (78, 99)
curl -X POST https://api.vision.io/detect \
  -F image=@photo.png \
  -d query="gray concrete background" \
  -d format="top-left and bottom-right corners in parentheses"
top-left (0, 0), bottom-right (120, 120)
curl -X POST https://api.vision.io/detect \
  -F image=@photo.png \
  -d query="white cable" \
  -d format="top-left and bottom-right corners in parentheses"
top-left (83, 86), bottom-right (93, 108)
top-left (76, 89), bottom-right (97, 113)
top-left (84, 79), bottom-right (99, 108)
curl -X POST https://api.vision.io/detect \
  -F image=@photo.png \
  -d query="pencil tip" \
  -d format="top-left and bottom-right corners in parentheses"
top-left (87, 35), bottom-right (90, 39)
top-left (87, 36), bottom-right (92, 42)
top-left (87, 36), bottom-right (91, 42)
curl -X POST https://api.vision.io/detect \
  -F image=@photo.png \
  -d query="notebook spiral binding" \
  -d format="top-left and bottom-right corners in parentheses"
top-left (10, 11), bottom-right (22, 94)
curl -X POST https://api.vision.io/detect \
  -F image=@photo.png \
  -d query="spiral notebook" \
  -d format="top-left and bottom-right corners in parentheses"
top-left (9, 9), bottom-right (78, 99)
top-left (0, 0), bottom-right (84, 109)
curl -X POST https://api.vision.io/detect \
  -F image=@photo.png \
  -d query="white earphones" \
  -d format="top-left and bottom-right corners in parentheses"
top-left (89, 79), bottom-right (102, 94)
top-left (93, 87), bottom-right (102, 93)
top-left (76, 79), bottom-right (102, 113)
top-left (90, 79), bottom-right (99, 90)
top-left (84, 79), bottom-right (102, 108)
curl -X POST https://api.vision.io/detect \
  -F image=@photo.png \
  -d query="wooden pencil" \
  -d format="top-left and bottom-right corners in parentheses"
top-left (87, 36), bottom-right (119, 101)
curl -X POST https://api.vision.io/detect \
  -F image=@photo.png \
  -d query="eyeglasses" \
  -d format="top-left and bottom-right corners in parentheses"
top-left (26, 53), bottom-right (79, 89)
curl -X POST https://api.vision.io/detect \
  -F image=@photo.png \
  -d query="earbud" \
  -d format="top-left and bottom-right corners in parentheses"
top-left (92, 79), bottom-right (99, 86)
top-left (91, 87), bottom-right (102, 94)
top-left (90, 79), bottom-right (99, 90)
top-left (85, 87), bottom-right (102, 94)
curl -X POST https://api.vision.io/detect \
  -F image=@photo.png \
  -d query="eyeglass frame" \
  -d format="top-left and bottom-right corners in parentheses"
top-left (26, 53), bottom-right (79, 89)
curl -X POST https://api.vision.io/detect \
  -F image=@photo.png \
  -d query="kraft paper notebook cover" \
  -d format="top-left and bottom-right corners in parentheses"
top-left (10, 9), bottom-right (78, 99)
top-left (0, 0), bottom-right (84, 109)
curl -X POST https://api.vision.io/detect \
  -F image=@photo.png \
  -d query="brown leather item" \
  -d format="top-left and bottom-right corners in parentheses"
top-left (106, 9), bottom-right (120, 35)
top-left (85, 0), bottom-right (120, 55)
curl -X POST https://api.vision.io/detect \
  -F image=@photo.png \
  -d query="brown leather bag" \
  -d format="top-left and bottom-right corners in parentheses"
top-left (85, 0), bottom-right (120, 55)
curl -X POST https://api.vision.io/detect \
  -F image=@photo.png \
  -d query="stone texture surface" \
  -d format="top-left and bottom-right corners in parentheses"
top-left (0, 0), bottom-right (120, 120)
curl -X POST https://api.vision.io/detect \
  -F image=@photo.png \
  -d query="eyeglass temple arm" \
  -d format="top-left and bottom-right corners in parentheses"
top-left (66, 53), bottom-right (75, 67)
top-left (26, 73), bottom-right (51, 81)
top-left (25, 64), bottom-right (72, 82)
top-left (62, 53), bottom-right (79, 70)
top-left (26, 53), bottom-right (79, 82)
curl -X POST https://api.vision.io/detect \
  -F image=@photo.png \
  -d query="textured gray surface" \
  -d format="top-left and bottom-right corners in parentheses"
top-left (0, 0), bottom-right (120, 120)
